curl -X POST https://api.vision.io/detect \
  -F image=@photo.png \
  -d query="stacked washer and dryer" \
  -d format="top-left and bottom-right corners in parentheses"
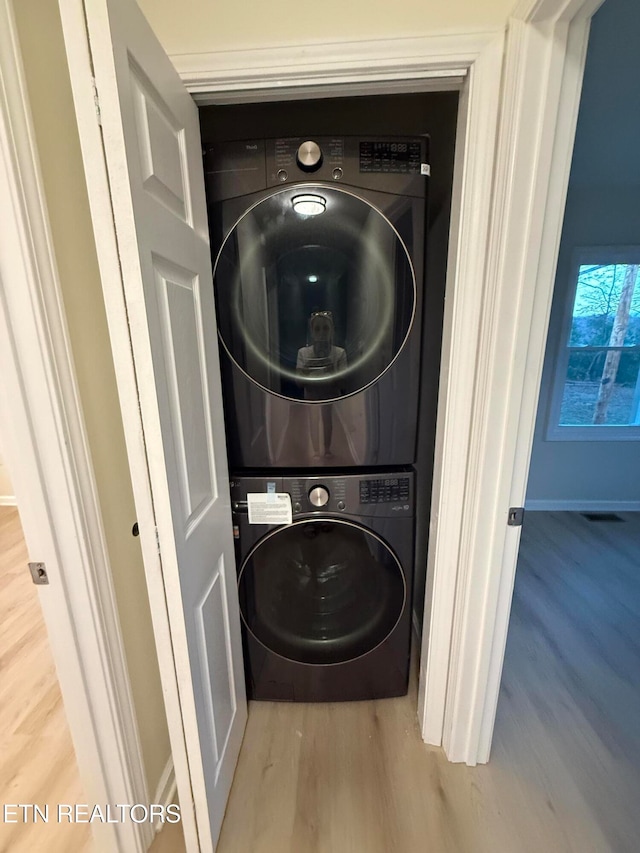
top-left (205, 135), bottom-right (429, 702)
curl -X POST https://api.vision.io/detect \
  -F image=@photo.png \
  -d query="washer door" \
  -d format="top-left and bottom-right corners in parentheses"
top-left (238, 518), bottom-right (406, 665)
top-left (214, 185), bottom-right (416, 402)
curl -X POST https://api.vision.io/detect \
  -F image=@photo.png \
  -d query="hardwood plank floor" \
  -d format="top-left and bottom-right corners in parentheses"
top-left (2, 498), bottom-right (633, 853)
top-left (495, 511), bottom-right (640, 853)
top-left (0, 507), bottom-right (92, 853)
top-left (154, 511), bottom-right (640, 853)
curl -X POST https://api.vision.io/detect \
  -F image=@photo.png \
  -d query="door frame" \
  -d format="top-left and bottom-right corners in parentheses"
top-left (0, 1), bottom-right (152, 850)
top-left (442, 0), bottom-right (605, 762)
top-left (166, 0), bottom-right (602, 762)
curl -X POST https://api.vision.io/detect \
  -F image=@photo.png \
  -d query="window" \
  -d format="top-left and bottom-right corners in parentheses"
top-left (547, 247), bottom-right (640, 440)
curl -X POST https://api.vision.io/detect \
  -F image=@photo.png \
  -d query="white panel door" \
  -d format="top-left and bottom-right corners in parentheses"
top-left (68, 0), bottom-right (247, 848)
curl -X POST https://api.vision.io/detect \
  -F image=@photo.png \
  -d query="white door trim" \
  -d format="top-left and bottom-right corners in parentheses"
top-left (0, 1), bottom-right (151, 850)
top-left (166, 0), bottom-right (600, 764)
top-left (170, 32), bottom-right (493, 100)
top-left (169, 27), bottom-right (507, 760)
top-left (443, 0), bottom-right (604, 764)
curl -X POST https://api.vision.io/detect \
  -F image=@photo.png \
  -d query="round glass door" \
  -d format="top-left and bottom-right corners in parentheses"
top-left (214, 185), bottom-right (416, 402)
top-left (238, 518), bottom-right (406, 665)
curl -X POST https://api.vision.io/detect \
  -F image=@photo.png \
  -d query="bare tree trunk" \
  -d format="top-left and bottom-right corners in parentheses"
top-left (593, 264), bottom-right (639, 424)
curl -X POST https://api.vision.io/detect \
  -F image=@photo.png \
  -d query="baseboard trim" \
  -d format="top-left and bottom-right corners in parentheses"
top-left (153, 758), bottom-right (177, 834)
top-left (0, 495), bottom-right (17, 506)
top-left (525, 499), bottom-right (640, 512)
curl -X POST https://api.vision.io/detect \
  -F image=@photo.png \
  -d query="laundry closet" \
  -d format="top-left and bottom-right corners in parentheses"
top-left (198, 93), bottom-right (458, 701)
top-left (57, 0), bottom-right (467, 842)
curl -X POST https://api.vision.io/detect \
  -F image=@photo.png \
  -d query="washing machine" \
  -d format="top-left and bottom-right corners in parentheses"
top-left (230, 470), bottom-right (414, 702)
top-left (205, 136), bottom-right (429, 469)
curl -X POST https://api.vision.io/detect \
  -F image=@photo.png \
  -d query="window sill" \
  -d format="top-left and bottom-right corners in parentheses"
top-left (545, 425), bottom-right (640, 441)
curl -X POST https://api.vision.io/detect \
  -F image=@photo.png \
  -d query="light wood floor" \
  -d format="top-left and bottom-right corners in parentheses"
top-left (0, 507), bottom-right (91, 853)
top-left (148, 511), bottom-right (640, 852)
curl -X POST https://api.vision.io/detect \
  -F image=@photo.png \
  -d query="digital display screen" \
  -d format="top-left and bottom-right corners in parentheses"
top-left (376, 143), bottom-right (408, 156)
top-left (359, 141), bottom-right (422, 174)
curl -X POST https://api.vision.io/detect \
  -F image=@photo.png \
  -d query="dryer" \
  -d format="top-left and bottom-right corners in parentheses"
top-left (205, 136), bottom-right (429, 469)
top-left (231, 470), bottom-right (414, 702)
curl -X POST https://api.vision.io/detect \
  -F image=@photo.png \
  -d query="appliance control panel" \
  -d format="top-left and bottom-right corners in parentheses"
top-left (230, 471), bottom-right (414, 520)
top-left (359, 476), bottom-right (411, 504)
top-left (266, 136), bottom-right (428, 196)
top-left (204, 136), bottom-right (429, 201)
top-left (272, 137), bottom-right (345, 178)
top-left (268, 136), bottom-right (345, 186)
top-left (359, 140), bottom-right (423, 175)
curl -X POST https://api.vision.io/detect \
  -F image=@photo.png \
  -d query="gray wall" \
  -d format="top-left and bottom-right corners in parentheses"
top-left (526, 0), bottom-right (640, 509)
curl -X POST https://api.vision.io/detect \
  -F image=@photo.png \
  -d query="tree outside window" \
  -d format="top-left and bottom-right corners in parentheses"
top-left (548, 248), bottom-right (640, 439)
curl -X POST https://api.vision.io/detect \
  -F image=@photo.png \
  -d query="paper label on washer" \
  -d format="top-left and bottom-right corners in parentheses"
top-left (247, 492), bottom-right (292, 525)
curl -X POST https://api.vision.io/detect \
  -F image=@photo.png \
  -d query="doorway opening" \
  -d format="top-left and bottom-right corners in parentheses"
top-left (494, 0), bottom-right (640, 847)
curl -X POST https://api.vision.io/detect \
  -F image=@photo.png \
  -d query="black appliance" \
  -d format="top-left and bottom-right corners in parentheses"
top-left (205, 136), bottom-right (429, 469)
top-left (231, 470), bottom-right (414, 702)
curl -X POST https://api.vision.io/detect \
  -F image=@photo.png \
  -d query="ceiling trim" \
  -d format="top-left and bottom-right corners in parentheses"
top-left (169, 31), bottom-right (496, 101)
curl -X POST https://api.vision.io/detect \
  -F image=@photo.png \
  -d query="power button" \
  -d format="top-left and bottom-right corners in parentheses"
top-left (337, 500), bottom-right (346, 511)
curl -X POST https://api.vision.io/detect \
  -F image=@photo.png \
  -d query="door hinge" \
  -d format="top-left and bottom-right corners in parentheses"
top-left (28, 561), bottom-right (49, 585)
top-left (507, 507), bottom-right (525, 527)
top-left (91, 77), bottom-right (102, 126)
top-left (155, 527), bottom-right (161, 554)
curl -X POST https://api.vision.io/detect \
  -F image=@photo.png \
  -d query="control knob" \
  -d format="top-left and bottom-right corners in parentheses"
top-left (296, 140), bottom-right (323, 172)
top-left (308, 485), bottom-right (330, 507)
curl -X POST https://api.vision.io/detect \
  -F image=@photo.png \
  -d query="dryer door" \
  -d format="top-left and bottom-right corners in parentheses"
top-left (238, 518), bottom-right (406, 665)
top-left (214, 186), bottom-right (416, 402)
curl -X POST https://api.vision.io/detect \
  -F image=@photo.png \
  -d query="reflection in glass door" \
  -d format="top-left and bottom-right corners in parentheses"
top-left (214, 186), bottom-right (416, 402)
top-left (238, 518), bottom-right (406, 665)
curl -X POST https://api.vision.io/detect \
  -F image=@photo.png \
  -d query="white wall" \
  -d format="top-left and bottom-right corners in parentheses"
top-left (0, 447), bottom-right (15, 505)
top-left (137, 0), bottom-right (513, 56)
top-left (526, 0), bottom-right (640, 509)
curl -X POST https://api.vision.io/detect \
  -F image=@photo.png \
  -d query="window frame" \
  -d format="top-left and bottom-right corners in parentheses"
top-left (546, 245), bottom-right (640, 441)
